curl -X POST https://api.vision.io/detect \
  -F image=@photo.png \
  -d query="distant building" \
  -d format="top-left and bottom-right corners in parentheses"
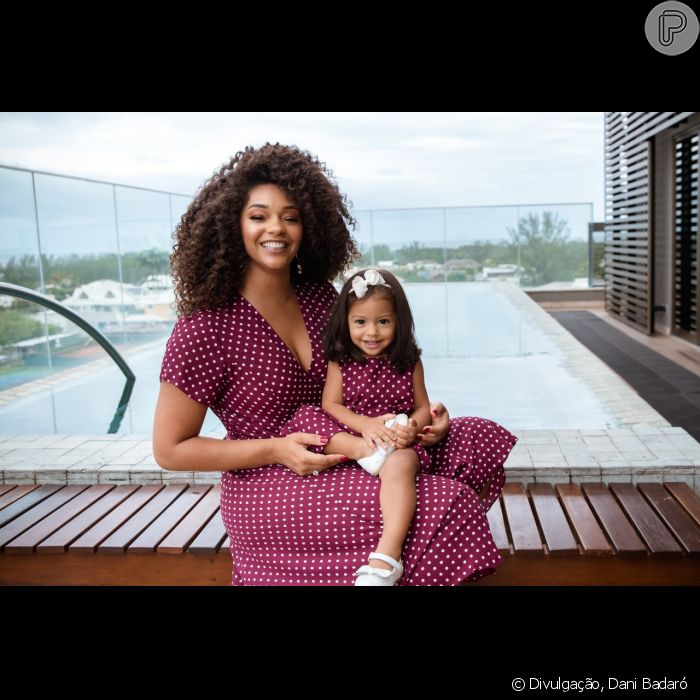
top-left (9, 332), bottom-right (82, 361)
top-left (61, 277), bottom-right (177, 329)
top-left (140, 275), bottom-right (176, 320)
top-left (444, 259), bottom-right (478, 273)
top-left (480, 264), bottom-right (520, 281)
top-left (62, 280), bottom-right (141, 328)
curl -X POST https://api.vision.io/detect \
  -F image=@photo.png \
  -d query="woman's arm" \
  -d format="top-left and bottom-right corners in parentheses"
top-left (153, 382), bottom-right (343, 475)
top-left (418, 402), bottom-right (450, 447)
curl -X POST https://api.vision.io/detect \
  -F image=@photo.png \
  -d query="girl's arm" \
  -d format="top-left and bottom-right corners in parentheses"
top-left (389, 360), bottom-right (431, 448)
top-left (409, 360), bottom-right (432, 433)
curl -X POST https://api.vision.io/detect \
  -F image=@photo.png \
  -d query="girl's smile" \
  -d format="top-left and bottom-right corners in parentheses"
top-left (348, 294), bottom-right (396, 357)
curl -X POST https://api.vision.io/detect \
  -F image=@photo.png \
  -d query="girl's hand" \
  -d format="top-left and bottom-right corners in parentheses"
top-left (389, 418), bottom-right (419, 448)
top-left (417, 402), bottom-right (450, 447)
top-left (360, 414), bottom-right (397, 451)
top-left (274, 433), bottom-right (346, 477)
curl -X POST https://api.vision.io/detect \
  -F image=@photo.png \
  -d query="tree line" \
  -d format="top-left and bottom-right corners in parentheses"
top-left (0, 213), bottom-right (590, 294)
top-left (361, 213), bottom-right (589, 285)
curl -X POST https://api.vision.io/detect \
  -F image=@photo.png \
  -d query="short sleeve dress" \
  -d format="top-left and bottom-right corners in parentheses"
top-left (160, 279), bottom-right (517, 586)
top-left (286, 356), bottom-right (432, 472)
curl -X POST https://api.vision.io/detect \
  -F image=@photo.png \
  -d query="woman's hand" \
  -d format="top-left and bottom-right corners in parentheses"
top-left (390, 418), bottom-right (419, 448)
top-left (417, 402), bottom-right (450, 447)
top-left (274, 433), bottom-right (346, 477)
top-left (360, 414), bottom-right (397, 451)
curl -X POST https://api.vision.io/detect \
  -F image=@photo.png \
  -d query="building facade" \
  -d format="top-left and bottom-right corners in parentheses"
top-left (605, 112), bottom-right (699, 345)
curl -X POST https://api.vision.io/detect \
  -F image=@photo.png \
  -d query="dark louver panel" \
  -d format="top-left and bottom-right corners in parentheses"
top-left (673, 133), bottom-right (698, 337)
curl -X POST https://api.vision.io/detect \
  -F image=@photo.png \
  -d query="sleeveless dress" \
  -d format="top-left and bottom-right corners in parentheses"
top-left (159, 280), bottom-right (518, 586)
top-left (285, 356), bottom-right (431, 472)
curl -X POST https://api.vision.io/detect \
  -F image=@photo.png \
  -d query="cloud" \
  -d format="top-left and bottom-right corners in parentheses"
top-left (0, 112), bottom-right (605, 218)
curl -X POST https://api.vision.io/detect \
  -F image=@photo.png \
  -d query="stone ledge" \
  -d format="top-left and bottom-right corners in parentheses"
top-left (1, 429), bottom-right (699, 491)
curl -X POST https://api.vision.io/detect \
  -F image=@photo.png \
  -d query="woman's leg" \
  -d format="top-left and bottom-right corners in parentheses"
top-left (426, 416), bottom-right (517, 511)
top-left (371, 448), bottom-right (419, 570)
top-left (281, 405), bottom-right (346, 453)
top-left (401, 474), bottom-right (502, 585)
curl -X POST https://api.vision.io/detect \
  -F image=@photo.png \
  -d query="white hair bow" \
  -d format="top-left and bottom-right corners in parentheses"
top-left (351, 269), bottom-right (390, 299)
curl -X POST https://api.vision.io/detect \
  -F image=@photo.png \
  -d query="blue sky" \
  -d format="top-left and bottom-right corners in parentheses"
top-left (0, 112), bottom-right (605, 219)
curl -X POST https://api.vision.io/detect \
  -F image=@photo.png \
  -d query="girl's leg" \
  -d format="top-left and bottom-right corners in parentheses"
top-left (324, 431), bottom-right (374, 461)
top-left (371, 448), bottom-right (420, 570)
top-left (283, 405), bottom-right (378, 461)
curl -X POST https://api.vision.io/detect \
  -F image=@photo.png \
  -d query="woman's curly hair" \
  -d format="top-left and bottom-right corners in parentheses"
top-left (170, 143), bottom-right (360, 316)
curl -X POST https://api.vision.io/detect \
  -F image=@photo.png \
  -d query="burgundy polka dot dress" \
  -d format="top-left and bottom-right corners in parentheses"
top-left (286, 357), bottom-right (431, 472)
top-left (159, 280), bottom-right (518, 586)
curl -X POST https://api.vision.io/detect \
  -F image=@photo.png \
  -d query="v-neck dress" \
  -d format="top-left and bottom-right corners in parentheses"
top-left (159, 280), bottom-right (518, 586)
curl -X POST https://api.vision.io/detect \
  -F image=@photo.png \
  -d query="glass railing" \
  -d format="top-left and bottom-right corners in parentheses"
top-left (0, 164), bottom-right (594, 433)
top-left (353, 202), bottom-right (594, 289)
top-left (0, 282), bottom-right (135, 432)
top-left (0, 165), bottom-right (188, 433)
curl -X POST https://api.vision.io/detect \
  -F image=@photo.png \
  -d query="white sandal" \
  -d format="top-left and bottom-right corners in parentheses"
top-left (357, 414), bottom-right (409, 476)
top-left (353, 552), bottom-right (404, 586)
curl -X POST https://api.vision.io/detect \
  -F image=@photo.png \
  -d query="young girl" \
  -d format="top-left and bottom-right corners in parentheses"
top-left (320, 268), bottom-right (432, 586)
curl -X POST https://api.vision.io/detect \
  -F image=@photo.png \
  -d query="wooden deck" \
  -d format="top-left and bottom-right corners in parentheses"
top-left (1, 481), bottom-right (699, 585)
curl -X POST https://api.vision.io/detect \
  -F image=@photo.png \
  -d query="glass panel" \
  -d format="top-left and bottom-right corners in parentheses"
top-left (590, 227), bottom-right (606, 287)
top-left (2, 176), bottom-right (599, 432)
top-left (446, 206), bottom-right (520, 283)
top-left (353, 210), bottom-right (373, 268)
top-left (0, 168), bottom-right (41, 289)
top-left (0, 298), bottom-right (127, 432)
top-left (34, 173), bottom-right (118, 276)
top-left (514, 203), bottom-right (592, 288)
top-left (372, 208), bottom-right (444, 283)
top-left (115, 187), bottom-right (174, 348)
top-left (169, 194), bottom-right (192, 232)
top-left (0, 170), bottom-right (204, 434)
top-left (404, 283), bottom-right (447, 357)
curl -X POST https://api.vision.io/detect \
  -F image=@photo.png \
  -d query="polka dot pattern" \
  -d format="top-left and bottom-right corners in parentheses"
top-left (286, 356), bottom-right (431, 471)
top-left (160, 280), bottom-right (518, 586)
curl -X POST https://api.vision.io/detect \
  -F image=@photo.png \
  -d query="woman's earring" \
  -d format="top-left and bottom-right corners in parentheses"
top-left (295, 256), bottom-right (303, 275)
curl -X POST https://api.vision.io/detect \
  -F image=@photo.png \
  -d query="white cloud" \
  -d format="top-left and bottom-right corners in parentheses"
top-left (0, 111), bottom-right (605, 218)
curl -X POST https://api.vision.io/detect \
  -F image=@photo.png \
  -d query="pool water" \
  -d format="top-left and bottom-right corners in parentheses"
top-left (0, 282), bottom-right (618, 433)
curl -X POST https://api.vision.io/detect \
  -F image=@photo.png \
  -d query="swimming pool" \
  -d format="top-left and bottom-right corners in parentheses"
top-left (0, 282), bottom-right (639, 434)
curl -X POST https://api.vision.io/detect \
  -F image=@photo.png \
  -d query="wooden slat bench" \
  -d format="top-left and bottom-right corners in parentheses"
top-left (1, 481), bottom-right (699, 585)
top-left (476, 482), bottom-right (700, 585)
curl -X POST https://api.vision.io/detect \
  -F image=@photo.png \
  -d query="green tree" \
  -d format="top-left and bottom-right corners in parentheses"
top-left (0, 309), bottom-right (60, 345)
top-left (122, 248), bottom-right (170, 284)
top-left (507, 212), bottom-right (584, 286)
top-left (394, 241), bottom-right (443, 265)
top-left (359, 244), bottom-right (392, 266)
top-left (0, 255), bottom-right (42, 289)
top-left (0, 249), bottom-right (171, 296)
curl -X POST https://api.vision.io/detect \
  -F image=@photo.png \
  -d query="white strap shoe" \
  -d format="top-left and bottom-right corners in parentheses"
top-left (357, 414), bottom-right (409, 476)
top-left (353, 552), bottom-right (404, 586)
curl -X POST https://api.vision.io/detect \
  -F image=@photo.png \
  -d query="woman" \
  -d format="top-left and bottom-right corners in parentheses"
top-left (153, 143), bottom-right (518, 585)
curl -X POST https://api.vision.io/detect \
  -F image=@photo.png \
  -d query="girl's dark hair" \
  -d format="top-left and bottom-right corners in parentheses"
top-left (171, 143), bottom-right (360, 316)
top-left (324, 269), bottom-right (421, 373)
